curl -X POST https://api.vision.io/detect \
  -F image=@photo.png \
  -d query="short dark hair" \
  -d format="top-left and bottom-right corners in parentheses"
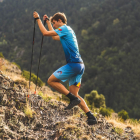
top-left (50, 12), bottom-right (67, 24)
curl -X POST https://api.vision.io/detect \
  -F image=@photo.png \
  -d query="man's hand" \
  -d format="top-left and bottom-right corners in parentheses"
top-left (33, 11), bottom-right (40, 19)
top-left (43, 14), bottom-right (48, 21)
top-left (43, 14), bottom-right (49, 23)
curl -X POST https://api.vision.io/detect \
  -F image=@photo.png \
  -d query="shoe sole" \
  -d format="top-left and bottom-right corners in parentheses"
top-left (65, 99), bottom-right (81, 110)
top-left (87, 119), bottom-right (98, 125)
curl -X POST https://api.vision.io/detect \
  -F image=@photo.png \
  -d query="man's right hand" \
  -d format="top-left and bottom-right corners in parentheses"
top-left (43, 14), bottom-right (49, 22)
top-left (33, 11), bottom-right (40, 19)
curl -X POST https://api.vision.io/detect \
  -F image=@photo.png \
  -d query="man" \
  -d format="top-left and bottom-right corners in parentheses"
top-left (33, 11), bottom-right (97, 125)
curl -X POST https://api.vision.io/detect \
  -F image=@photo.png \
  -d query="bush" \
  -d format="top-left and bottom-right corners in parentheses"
top-left (0, 52), bottom-right (4, 58)
top-left (94, 94), bottom-right (106, 108)
top-left (107, 108), bottom-right (115, 113)
top-left (84, 90), bottom-right (106, 109)
top-left (118, 110), bottom-right (129, 120)
top-left (22, 70), bottom-right (44, 87)
top-left (24, 103), bottom-right (36, 118)
top-left (99, 107), bottom-right (114, 117)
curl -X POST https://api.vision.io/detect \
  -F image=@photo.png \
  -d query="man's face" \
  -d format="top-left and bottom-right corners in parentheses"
top-left (52, 19), bottom-right (61, 29)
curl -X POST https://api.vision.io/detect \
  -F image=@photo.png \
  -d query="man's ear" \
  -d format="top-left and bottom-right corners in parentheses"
top-left (58, 19), bottom-right (62, 23)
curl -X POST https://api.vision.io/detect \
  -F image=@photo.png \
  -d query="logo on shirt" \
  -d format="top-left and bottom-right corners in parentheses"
top-left (74, 82), bottom-right (81, 88)
top-left (58, 28), bottom-right (62, 31)
top-left (57, 71), bottom-right (62, 75)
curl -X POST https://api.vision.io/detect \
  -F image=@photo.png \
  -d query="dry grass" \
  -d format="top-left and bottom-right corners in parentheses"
top-left (81, 135), bottom-right (90, 140)
top-left (67, 116), bottom-right (76, 124)
top-left (106, 116), bottom-right (140, 134)
top-left (96, 135), bottom-right (105, 140)
top-left (1, 58), bottom-right (62, 102)
top-left (38, 91), bottom-right (52, 102)
top-left (67, 113), bottom-right (82, 121)
top-left (65, 124), bottom-right (77, 131)
top-left (65, 124), bottom-right (82, 137)
top-left (4, 70), bottom-right (39, 93)
top-left (24, 103), bottom-right (36, 118)
top-left (134, 134), bottom-right (140, 139)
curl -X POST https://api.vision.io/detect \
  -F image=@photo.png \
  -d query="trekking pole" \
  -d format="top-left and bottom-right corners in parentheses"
top-left (29, 15), bottom-right (37, 90)
top-left (34, 19), bottom-right (47, 94)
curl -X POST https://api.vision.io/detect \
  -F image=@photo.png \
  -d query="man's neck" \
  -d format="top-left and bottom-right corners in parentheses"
top-left (59, 23), bottom-right (66, 27)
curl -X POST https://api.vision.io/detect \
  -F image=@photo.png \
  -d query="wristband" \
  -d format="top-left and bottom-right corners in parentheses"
top-left (46, 18), bottom-right (49, 21)
top-left (35, 17), bottom-right (40, 20)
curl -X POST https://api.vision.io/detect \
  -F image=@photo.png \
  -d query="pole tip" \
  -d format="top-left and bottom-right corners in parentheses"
top-left (34, 91), bottom-right (36, 94)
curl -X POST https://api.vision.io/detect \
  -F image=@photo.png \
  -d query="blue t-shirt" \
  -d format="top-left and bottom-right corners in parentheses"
top-left (54, 25), bottom-right (83, 63)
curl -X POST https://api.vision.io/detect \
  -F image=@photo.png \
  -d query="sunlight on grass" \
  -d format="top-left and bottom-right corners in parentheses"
top-left (106, 116), bottom-right (140, 134)
top-left (24, 103), bottom-right (36, 118)
top-left (38, 91), bottom-right (52, 102)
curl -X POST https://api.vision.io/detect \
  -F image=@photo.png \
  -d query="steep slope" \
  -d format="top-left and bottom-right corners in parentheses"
top-left (0, 58), bottom-right (137, 140)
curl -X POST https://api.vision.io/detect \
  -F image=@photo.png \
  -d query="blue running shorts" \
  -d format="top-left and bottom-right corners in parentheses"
top-left (53, 63), bottom-right (85, 88)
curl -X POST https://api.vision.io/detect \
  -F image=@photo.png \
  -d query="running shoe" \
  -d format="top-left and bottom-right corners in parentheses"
top-left (65, 98), bottom-right (81, 110)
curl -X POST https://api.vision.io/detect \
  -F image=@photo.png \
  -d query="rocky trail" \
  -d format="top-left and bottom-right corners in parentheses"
top-left (0, 59), bottom-right (137, 140)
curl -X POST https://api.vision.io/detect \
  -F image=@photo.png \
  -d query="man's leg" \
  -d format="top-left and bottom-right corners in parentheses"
top-left (48, 74), bottom-right (97, 125)
top-left (69, 85), bottom-right (90, 113)
top-left (69, 85), bottom-right (97, 125)
top-left (47, 74), bottom-right (69, 95)
top-left (47, 74), bottom-right (81, 109)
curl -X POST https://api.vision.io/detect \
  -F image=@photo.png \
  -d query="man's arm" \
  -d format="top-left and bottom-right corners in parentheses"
top-left (45, 17), bottom-right (60, 41)
top-left (33, 11), bottom-right (60, 40)
top-left (37, 19), bottom-right (59, 39)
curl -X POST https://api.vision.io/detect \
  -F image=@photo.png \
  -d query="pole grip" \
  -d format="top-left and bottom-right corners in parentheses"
top-left (44, 19), bottom-right (46, 26)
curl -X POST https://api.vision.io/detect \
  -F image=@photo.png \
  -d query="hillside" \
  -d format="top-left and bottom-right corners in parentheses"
top-left (1, 0), bottom-right (140, 118)
top-left (1, 58), bottom-right (140, 139)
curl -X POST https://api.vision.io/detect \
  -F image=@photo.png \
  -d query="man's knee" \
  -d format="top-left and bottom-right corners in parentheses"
top-left (47, 78), bottom-right (52, 85)
top-left (47, 76), bottom-right (60, 85)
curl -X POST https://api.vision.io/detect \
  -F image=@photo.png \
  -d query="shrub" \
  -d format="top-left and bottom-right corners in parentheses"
top-left (24, 103), bottom-right (36, 118)
top-left (99, 107), bottom-right (114, 117)
top-left (0, 52), bottom-right (4, 58)
top-left (22, 70), bottom-right (44, 87)
top-left (106, 108), bottom-right (114, 113)
top-left (84, 90), bottom-right (106, 109)
top-left (94, 94), bottom-right (106, 108)
top-left (118, 110), bottom-right (129, 120)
